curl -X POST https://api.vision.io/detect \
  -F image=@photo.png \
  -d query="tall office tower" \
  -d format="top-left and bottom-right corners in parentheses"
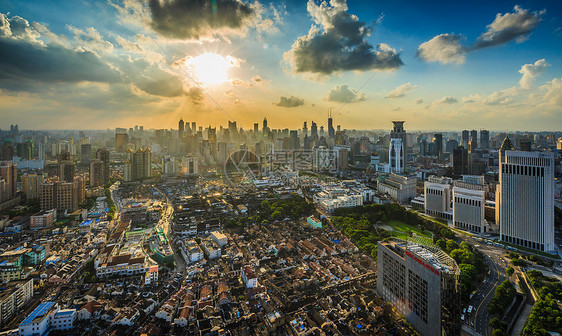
top-left (337, 125), bottom-right (341, 132)
top-left (0, 161), bottom-right (17, 202)
top-left (89, 159), bottom-right (105, 187)
top-left (40, 177), bottom-right (85, 212)
top-left (253, 123), bottom-right (259, 133)
top-left (452, 146), bottom-right (469, 178)
top-left (390, 121), bottom-right (406, 143)
top-left (498, 145), bottom-right (555, 251)
top-left (58, 161), bottom-right (75, 183)
top-left (208, 127), bottom-right (217, 144)
top-left (468, 137), bottom-right (477, 153)
top-left (95, 148), bottom-right (110, 185)
top-left (389, 138), bottom-right (404, 173)
top-left (461, 130), bottom-right (469, 147)
top-left (432, 133), bottom-right (443, 157)
top-left (178, 118), bottom-right (184, 137)
top-left (445, 139), bottom-right (458, 154)
top-left (303, 121), bottom-right (308, 136)
top-left (38, 143), bottom-right (46, 161)
top-left (480, 130), bottom-right (490, 149)
top-left (262, 118), bottom-right (268, 132)
top-left (453, 176), bottom-right (486, 233)
top-left (328, 116), bottom-right (335, 139)
top-left (424, 176), bottom-right (451, 218)
top-left (115, 128), bottom-right (129, 152)
top-left (377, 240), bottom-right (461, 336)
top-left (21, 173), bottom-right (43, 200)
top-left (289, 130), bottom-right (299, 149)
top-left (1, 141), bottom-right (14, 161)
top-left (419, 138), bottom-right (428, 156)
top-left (319, 126), bottom-right (325, 137)
top-left (191, 122), bottom-right (196, 132)
top-left (310, 121), bottom-right (318, 140)
top-left (470, 130), bottom-right (478, 148)
top-left (80, 144), bottom-right (91, 166)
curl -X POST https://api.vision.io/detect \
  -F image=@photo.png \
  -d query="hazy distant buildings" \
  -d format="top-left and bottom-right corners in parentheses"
top-left (377, 239), bottom-right (461, 336)
top-left (182, 155), bottom-right (198, 175)
top-left (480, 130), bottom-right (490, 149)
top-left (115, 128), bottom-right (129, 152)
top-left (58, 161), bottom-right (75, 183)
top-left (498, 145), bottom-right (555, 251)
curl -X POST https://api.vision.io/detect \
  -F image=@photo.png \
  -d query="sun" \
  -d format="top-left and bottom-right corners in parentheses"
top-left (185, 53), bottom-right (234, 86)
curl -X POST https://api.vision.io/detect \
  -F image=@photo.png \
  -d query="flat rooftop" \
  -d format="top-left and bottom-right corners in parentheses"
top-left (21, 302), bottom-right (55, 325)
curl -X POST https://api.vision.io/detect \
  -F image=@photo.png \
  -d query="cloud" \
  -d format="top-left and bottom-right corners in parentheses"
top-left (414, 98), bottom-right (423, 104)
top-left (284, 0), bottom-right (402, 76)
top-left (274, 96), bottom-right (304, 107)
top-left (416, 34), bottom-right (465, 64)
top-left (541, 78), bottom-right (562, 106)
top-left (473, 6), bottom-right (543, 50)
top-left (385, 82), bottom-right (417, 98)
top-left (325, 84), bottom-right (366, 103)
top-left (519, 59), bottom-right (549, 89)
top-left (147, 0), bottom-right (255, 39)
top-left (484, 90), bottom-right (512, 105)
top-left (66, 25), bottom-right (114, 55)
top-left (186, 87), bottom-right (204, 105)
top-left (418, 6), bottom-right (542, 65)
top-left (251, 75), bottom-right (262, 83)
top-left (436, 96), bottom-right (458, 104)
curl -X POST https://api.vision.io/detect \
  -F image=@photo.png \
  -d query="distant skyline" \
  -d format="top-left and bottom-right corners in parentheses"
top-left (1, 0), bottom-right (561, 131)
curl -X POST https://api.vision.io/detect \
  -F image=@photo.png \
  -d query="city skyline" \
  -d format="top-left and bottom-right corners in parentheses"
top-left (0, 0), bottom-right (561, 131)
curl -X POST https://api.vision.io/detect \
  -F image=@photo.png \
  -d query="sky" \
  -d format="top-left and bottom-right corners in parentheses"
top-left (0, 0), bottom-right (561, 131)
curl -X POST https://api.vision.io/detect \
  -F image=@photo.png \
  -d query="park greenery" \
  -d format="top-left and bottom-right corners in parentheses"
top-left (489, 280), bottom-right (516, 316)
top-left (331, 203), bottom-right (455, 257)
top-left (225, 194), bottom-right (315, 230)
top-left (523, 270), bottom-right (562, 335)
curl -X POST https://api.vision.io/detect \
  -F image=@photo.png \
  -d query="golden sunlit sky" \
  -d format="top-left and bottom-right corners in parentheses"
top-left (0, 0), bottom-right (561, 131)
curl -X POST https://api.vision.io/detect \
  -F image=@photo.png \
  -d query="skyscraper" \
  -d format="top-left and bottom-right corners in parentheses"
top-left (498, 144), bottom-right (555, 251)
top-left (178, 118), bottom-right (184, 137)
top-left (452, 146), bottom-right (469, 178)
top-left (480, 130), bottom-right (490, 149)
top-left (59, 161), bottom-right (75, 183)
top-left (327, 116), bottom-right (335, 139)
top-left (80, 144), bottom-right (91, 166)
top-left (461, 130), bottom-right (469, 147)
top-left (96, 148), bottom-right (110, 185)
top-left (470, 130), bottom-right (478, 148)
top-left (310, 121), bottom-right (318, 140)
top-left (432, 133), bottom-right (443, 157)
top-left (89, 159), bottom-right (105, 187)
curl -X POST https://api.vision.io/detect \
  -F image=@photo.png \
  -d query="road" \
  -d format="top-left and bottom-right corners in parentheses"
top-left (457, 234), bottom-right (508, 336)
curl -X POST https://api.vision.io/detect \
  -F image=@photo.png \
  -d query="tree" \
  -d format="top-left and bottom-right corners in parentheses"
top-left (506, 267), bottom-right (514, 276)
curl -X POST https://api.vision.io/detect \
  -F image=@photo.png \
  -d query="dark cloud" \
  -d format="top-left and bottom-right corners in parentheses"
top-left (0, 37), bottom-right (121, 85)
top-left (186, 87), bottom-right (204, 105)
top-left (0, 12), bottom-right (120, 86)
top-left (325, 85), bottom-right (366, 103)
top-left (148, 0), bottom-right (254, 39)
top-left (284, 0), bottom-right (402, 76)
top-left (437, 96), bottom-right (458, 104)
top-left (274, 96), bottom-right (304, 107)
top-left (472, 6), bottom-right (542, 50)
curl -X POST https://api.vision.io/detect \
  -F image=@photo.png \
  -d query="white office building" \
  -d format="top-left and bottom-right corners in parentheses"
top-left (453, 187), bottom-right (485, 233)
top-left (424, 179), bottom-right (451, 219)
top-left (498, 150), bottom-right (555, 252)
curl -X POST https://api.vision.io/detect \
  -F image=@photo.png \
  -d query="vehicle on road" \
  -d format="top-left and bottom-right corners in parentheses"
top-left (467, 306), bottom-right (473, 314)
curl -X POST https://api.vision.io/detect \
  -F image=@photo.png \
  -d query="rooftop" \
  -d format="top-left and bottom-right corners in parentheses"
top-left (21, 302), bottom-right (56, 325)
